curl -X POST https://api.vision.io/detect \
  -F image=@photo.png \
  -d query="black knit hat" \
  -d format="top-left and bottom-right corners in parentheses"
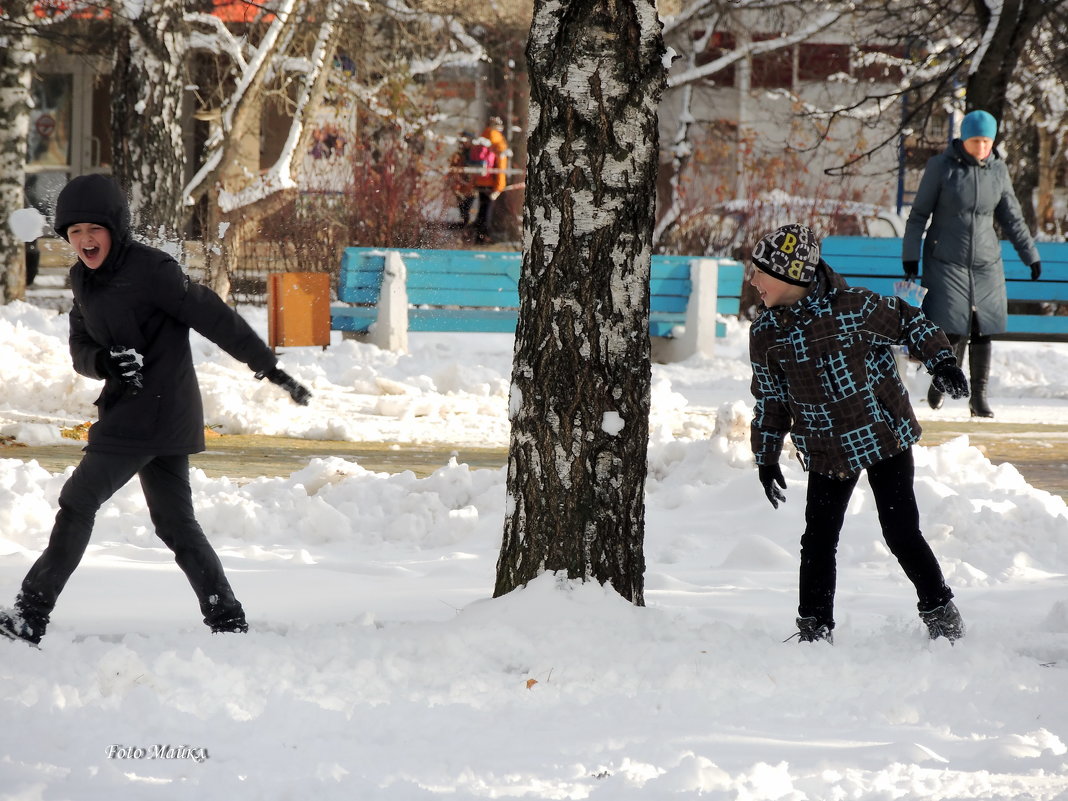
top-left (751, 223), bottom-right (821, 286)
top-left (53, 174), bottom-right (131, 242)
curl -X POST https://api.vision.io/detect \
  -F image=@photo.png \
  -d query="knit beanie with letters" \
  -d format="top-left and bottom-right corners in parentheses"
top-left (750, 223), bottom-right (821, 287)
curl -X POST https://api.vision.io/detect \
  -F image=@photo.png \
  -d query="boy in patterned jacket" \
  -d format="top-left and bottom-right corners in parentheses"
top-left (748, 224), bottom-right (968, 644)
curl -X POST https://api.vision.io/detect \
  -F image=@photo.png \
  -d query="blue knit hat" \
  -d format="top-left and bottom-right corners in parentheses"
top-left (960, 110), bottom-right (997, 141)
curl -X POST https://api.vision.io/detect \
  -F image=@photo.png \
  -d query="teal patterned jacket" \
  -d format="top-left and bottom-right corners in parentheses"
top-left (750, 261), bottom-right (954, 478)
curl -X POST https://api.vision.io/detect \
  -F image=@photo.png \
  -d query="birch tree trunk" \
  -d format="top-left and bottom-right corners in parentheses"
top-left (495, 0), bottom-right (665, 605)
top-left (652, 40), bottom-right (702, 247)
top-left (185, 0), bottom-right (341, 300)
top-left (0, 3), bottom-right (36, 303)
top-left (111, 0), bottom-right (191, 244)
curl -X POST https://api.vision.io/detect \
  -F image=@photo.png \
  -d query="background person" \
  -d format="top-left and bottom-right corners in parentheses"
top-left (902, 109), bottom-right (1041, 418)
top-left (448, 131), bottom-right (477, 229)
top-left (0, 174), bottom-right (310, 646)
top-left (473, 116), bottom-right (509, 243)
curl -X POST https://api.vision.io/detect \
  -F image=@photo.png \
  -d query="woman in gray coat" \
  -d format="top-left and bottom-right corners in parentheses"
top-left (902, 109), bottom-right (1040, 417)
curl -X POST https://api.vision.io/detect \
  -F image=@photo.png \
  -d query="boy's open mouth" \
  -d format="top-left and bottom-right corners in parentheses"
top-left (83, 245), bottom-right (99, 257)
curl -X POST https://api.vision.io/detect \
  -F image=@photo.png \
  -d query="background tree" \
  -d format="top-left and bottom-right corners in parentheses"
top-left (110, 0), bottom-right (194, 244)
top-left (654, 0), bottom-right (1067, 247)
top-left (0, 0), bottom-right (37, 302)
top-left (964, 0), bottom-right (1048, 122)
top-left (182, 0), bottom-right (484, 297)
top-left (800, 1), bottom-right (1067, 177)
top-left (826, 0), bottom-right (1067, 234)
top-left (655, 0), bottom-right (844, 247)
top-left (1002, 6), bottom-right (1068, 236)
top-left (494, 0), bottom-right (665, 604)
top-left (183, 0), bottom-right (344, 297)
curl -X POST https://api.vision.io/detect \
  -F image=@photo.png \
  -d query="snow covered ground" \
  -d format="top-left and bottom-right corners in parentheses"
top-left (2, 299), bottom-right (1068, 800)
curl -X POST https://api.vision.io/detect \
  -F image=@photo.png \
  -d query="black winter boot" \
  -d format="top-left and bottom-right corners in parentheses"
top-left (928, 335), bottom-right (967, 410)
top-left (968, 339), bottom-right (994, 418)
top-left (202, 590), bottom-right (248, 633)
top-left (0, 609), bottom-right (44, 646)
top-left (210, 615), bottom-right (248, 634)
top-left (787, 616), bottom-right (834, 644)
top-left (2, 591), bottom-right (50, 645)
top-left (920, 601), bottom-right (965, 642)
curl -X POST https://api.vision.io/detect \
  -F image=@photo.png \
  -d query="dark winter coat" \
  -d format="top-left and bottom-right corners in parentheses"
top-left (62, 176), bottom-right (277, 455)
top-left (750, 261), bottom-right (954, 478)
top-left (902, 140), bottom-right (1039, 336)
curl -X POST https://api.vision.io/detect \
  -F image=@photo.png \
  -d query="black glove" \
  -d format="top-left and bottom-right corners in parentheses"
top-left (758, 464), bottom-right (787, 509)
top-left (931, 360), bottom-right (969, 399)
top-left (1031, 262), bottom-right (1041, 281)
top-left (256, 367), bottom-right (311, 406)
top-left (903, 261), bottom-right (919, 281)
top-left (99, 346), bottom-right (144, 393)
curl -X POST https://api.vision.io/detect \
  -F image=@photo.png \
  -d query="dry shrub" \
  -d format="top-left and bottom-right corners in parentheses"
top-left (658, 127), bottom-right (884, 317)
top-left (346, 126), bottom-right (451, 249)
top-left (254, 124), bottom-right (454, 299)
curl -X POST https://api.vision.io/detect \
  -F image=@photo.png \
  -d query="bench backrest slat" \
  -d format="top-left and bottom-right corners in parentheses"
top-left (334, 241), bottom-right (1064, 343)
top-left (821, 236), bottom-right (1068, 282)
top-left (819, 236), bottom-right (1068, 340)
top-left (409, 287), bottom-right (520, 308)
top-left (337, 246), bottom-right (740, 310)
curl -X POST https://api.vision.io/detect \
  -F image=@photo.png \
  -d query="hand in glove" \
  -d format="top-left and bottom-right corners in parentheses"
top-left (256, 367), bottom-right (311, 406)
top-left (902, 261), bottom-right (919, 281)
top-left (931, 360), bottom-right (969, 399)
top-left (1031, 262), bottom-right (1041, 281)
top-left (758, 464), bottom-right (787, 509)
top-left (99, 346), bottom-right (144, 393)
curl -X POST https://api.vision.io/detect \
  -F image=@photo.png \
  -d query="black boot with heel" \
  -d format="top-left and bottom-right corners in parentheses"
top-left (968, 339), bottom-right (994, 418)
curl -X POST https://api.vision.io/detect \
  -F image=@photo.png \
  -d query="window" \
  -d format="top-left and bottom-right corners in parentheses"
top-left (28, 74), bottom-right (72, 170)
top-left (751, 36), bottom-right (793, 89)
top-left (694, 31), bottom-right (737, 86)
top-left (798, 44), bottom-right (849, 81)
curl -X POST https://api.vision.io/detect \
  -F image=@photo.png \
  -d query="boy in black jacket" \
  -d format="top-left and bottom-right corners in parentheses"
top-left (749, 224), bottom-right (968, 644)
top-left (0, 174), bottom-right (310, 645)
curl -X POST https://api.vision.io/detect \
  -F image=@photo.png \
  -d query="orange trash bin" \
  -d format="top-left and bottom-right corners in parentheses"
top-left (267, 272), bottom-right (332, 350)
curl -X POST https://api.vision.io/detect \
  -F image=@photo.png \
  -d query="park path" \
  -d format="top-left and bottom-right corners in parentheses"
top-left (3, 421), bottom-right (1067, 501)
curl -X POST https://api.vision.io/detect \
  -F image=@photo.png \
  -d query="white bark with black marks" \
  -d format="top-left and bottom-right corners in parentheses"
top-left (495, 0), bottom-right (665, 605)
top-left (0, 2), bottom-right (36, 303)
top-left (111, 0), bottom-right (191, 245)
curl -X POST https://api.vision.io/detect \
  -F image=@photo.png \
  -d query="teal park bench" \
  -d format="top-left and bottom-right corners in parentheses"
top-left (330, 248), bottom-right (745, 362)
top-left (821, 237), bottom-right (1068, 342)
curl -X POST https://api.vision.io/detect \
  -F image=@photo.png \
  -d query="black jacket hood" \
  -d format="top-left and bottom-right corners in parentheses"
top-left (54, 174), bottom-right (132, 243)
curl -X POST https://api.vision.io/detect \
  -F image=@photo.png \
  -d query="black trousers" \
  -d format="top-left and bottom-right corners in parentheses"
top-left (798, 447), bottom-right (953, 627)
top-left (457, 194), bottom-right (475, 226)
top-left (17, 451), bottom-right (244, 630)
top-left (474, 191), bottom-right (496, 240)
